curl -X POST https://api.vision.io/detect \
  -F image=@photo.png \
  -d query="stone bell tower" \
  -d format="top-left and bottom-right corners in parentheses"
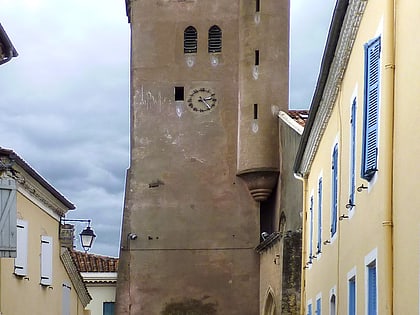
top-left (116, 0), bottom-right (289, 314)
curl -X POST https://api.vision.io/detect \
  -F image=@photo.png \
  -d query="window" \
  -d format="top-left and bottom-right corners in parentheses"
top-left (348, 276), bottom-right (356, 315)
top-left (255, 50), bottom-right (260, 66)
top-left (184, 26), bottom-right (197, 54)
top-left (14, 219), bottom-right (28, 276)
top-left (208, 25), bottom-right (222, 53)
top-left (361, 36), bottom-right (381, 181)
top-left (330, 294), bottom-right (336, 315)
top-left (174, 86), bottom-right (184, 101)
top-left (349, 98), bottom-right (356, 207)
top-left (316, 297), bottom-right (321, 315)
top-left (317, 177), bottom-right (323, 254)
top-left (331, 144), bottom-right (338, 238)
top-left (256, 0), bottom-right (260, 12)
top-left (307, 302), bottom-right (313, 315)
top-left (367, 262), bottom-right (377, 315)
top-left (103, 302), bottom-right (115, 315)
top-left (40, 235), bottom-right (53, 286)
top-left (309, 195), bottom-right (314, 262)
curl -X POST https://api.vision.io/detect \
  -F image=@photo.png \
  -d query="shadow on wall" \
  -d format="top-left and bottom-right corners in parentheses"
top-left (161, 298), bottom-right (218, 315)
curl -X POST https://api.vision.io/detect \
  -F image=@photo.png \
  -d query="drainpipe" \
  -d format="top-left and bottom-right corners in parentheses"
top-left (294, 172), bottom-right (307, 315)
top-left (382, 0), bottom-right (395, 313)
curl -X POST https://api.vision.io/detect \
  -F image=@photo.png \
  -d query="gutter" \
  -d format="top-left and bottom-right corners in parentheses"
top-left (293, 0), bottom-right (349, 177)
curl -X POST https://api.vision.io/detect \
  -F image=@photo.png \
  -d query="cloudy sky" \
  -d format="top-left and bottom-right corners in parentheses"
top-left (0, 0), bottom-right (335, 257)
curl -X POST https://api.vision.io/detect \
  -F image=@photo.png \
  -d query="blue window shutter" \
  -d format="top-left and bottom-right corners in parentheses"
top-left (362, 36), bottom-right (381, 181)
top-left (331, 144), bottom-right (338, 237)
top-left (350, 98), bottom-right (357, 205)
top-left (0, 177), bottom-right (17, 258)
top-left (316, 298), bottom-right (321, 315)
top-left (103, 302), bottom-right (115, 315)
top-left (309, 196), bottom-right (314, 261)
top-left (368, 264), bottom-right (377, 315)
top-left (317, 178), bottom-right (322, 253)
top-left (307, 303), bottom-right (312, 315)
top-left (349, 277), bottom-right (356, 315)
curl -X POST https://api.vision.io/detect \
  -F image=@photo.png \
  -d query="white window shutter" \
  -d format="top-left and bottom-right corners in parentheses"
top-left (0, 177), bottom-right (17, 258)
top-left (40, 235), bottom-right (53, 286)
top-left (62, 283), bottom-right (71, 315)
top-left (14, 219), bottom-right (28, 276)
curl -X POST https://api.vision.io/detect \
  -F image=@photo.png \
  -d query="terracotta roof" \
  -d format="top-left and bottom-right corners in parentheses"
top-left (70, 250), bottom-right (119, 273)
top-left (287, 110), bottom-right (309, 127)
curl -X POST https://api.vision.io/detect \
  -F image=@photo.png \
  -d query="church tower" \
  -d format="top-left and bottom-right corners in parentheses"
top-left (116, 1), bottom-right (289, 314)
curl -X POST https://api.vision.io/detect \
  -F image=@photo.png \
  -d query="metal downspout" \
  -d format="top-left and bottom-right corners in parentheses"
top-left (294, 173), bottom-right (307, 315)
top-left (382, 0), bottom-right (395, 313)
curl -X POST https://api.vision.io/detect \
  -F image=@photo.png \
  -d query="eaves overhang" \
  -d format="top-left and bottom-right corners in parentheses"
top-left (0, 147), bottom-right (75, 211)
top-left (293, 0), bottom-right (367, 178)
top-left (0, 23), bottom-right (18, 65)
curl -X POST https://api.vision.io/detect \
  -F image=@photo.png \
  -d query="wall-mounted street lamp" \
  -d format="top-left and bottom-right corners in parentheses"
top-left (60, 218), bottom-right (96, 252)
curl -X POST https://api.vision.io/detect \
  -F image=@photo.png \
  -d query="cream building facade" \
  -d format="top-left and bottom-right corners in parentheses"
top-left (0, 148), bottom-right (91, 315)
top-left (295, 0), bottom-right (420, 314)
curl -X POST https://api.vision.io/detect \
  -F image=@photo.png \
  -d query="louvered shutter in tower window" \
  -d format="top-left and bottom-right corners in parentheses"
top-left (362, 36), bottom-right (381, 181)
top-left (208, 25), bottom-right (222, 53)
top-left (0, 177), bottom-right (17, 258)
top-left (184, 26), bottom-right (197, 54)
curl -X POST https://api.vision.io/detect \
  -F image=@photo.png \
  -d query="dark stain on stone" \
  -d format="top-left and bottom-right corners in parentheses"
top-left (161, 298), bottom-right (217, 315)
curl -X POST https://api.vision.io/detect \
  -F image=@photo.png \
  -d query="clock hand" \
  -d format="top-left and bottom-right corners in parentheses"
top-left (199, 96), bottom-right (212, 109)
top-left (203, 96), bottom-right (212, 100)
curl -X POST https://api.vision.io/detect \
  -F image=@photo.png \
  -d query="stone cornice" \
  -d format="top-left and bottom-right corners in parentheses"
top-left (298, 0), bottom-right (367, 176)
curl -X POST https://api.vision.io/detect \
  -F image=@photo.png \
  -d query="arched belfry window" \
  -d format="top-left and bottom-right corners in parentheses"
top-left (208, 25), bottom-right (222, 53)
top-left (184, 26), bottom-right (197, 54)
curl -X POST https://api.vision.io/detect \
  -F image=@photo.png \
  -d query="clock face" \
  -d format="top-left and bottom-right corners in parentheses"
top-left (187, 88), bottom-right (217, 113)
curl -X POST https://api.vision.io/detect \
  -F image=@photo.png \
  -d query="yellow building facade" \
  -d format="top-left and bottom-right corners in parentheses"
top-left (294, 0), bottom-right (420, 314)
top-left (0, 148), bottom-right (91, 315)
